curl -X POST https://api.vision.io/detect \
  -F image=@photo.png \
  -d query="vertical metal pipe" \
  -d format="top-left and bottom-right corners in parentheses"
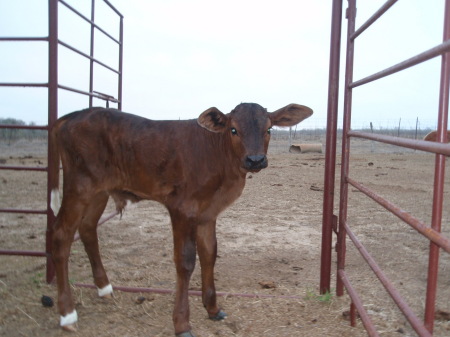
top-left (336, 0), bottom-right (356, 297)
top-left (320, 0), bottom-right (343, 294)
top-left (46, 0), bottom-right (58, 284)
top-left (89, 0), bottom-right (95, 108)
top-left (424, 0), bottom-right (450, 332)
top-left (118, 16), bottom-right (123, 110)
top-left (350, 302), bottom-right (356, 327)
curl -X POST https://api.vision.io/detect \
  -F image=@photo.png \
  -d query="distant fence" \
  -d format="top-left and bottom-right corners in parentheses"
top-left (271, 126), bottom-right (433, 141)
top-left (0, 117), bottom-right (435, 148)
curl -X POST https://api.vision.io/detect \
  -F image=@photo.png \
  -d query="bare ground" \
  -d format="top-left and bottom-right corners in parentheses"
top-left (1, 137), bottom-right (450, 337)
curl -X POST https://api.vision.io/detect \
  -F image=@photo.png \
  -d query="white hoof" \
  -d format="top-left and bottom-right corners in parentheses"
top-left (97, 284), bottom-right (113, 298)
top-left (60, 310), bottom-right (78, 331)
top-left (61, 323), bottom-right (77, 332)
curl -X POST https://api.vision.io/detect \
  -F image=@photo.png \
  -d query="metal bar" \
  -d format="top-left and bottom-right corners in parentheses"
top-left (424, 0), bottom-right (450, 332)
top-left (0, 166), bottom-right (47, 172)
top-left (350, 301), bottom-right (356, 327)
top-left (58, 39), bottom-right (120, 75)
top-left (343, 222), bottom-right (432, 337)
top-left (58, 84), bottom-right (119, 102)
top-left (74, 283), bottom-right (310, 300)
top-left (0, 83), bottom-right (48, 88)
top-left (59, 0), bottom-right (121, 44)
top-left (73, 211), bottom-right (119, 241)
top-left (118, 16), bottom-right (123, 110)
top-left (89, 0), bottom-right (95, 108)
top-left (0, 250), bottom-right (46, 257)
top-left (320, 0), bottom-right (343, 294)
top-left (336, 0), bottom-right (356, 297)
top-left (0, 124), bottom-right (48, 130)
top-left (350, 39), bottom-right (450, 88)
top-left (103, 0), bottom-right (124, 18)
top-left (0, 37), bottom-right (48, 42)
top-left (338, 270), bottom-right (380, 337)
top-left (351, 0), bottom-right (398, 40)
top-left (347, 177), bottom-right (450, 254)
top-left (0, 209), bottom-right (47, 215)
top-left (348, 130), bottom-right (450, 156)
top-left (46, 0), bottom-right (59, 284)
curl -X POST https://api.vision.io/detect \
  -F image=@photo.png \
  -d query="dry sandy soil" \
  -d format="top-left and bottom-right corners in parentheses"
top-left (1, 135), bottom-right (450, 337)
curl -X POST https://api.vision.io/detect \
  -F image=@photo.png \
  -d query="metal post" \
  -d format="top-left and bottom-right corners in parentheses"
top-left (320, 0), bottom-right (343, 294)
top-left (46, 0), bottom-right (58, 284)
top-left (424, 0), bottom-right (450, 332)
top-left (89, 0), bottom-right (95, 108)
top-left (336, 0), bottom-right (356, 297)
top-left (118, 15), bottom-right (123, 110)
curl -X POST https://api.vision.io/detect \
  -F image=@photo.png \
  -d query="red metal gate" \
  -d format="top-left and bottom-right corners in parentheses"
top-left (321, 0), bottom-right (450, 336)
top-left (0, 0), bottom-right (123, 283)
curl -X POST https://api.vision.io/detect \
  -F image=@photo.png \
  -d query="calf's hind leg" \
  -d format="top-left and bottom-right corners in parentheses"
top-left (78, 192), bottom-right (113, 298)
top-left (52, 199), bottom-right (86, 331)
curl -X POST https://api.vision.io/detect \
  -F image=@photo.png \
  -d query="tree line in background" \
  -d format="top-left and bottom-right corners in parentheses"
top-left (0, 118), bottom-right (47, 144)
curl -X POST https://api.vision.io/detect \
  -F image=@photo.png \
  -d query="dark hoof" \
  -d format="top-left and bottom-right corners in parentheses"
top-left (175, 331), bottom-right (196, 337)
top-left (209, 309), bottom-right (227, 321)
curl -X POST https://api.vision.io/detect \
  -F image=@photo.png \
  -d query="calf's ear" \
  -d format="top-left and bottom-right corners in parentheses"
top-left (270, 104), bottom-right (313, 127)
top-left (197, 107), bottom-right (228, 132)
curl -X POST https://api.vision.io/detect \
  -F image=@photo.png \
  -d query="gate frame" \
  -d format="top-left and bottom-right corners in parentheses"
top-left (0, 0), bottom-right (123, 284)
top-left (321, 0), bottom-right (450, 336)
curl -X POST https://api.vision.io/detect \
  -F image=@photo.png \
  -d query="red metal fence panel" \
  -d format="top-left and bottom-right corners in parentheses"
top-left (0, 0), bottom-right (123, 283)
top-left (321, 0), bottom-right (450, 335)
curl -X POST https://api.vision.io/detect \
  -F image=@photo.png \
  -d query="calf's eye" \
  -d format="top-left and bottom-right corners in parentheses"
top-left (231, 128), bottom-right (238, 135)
top-left (267, 128), bottom-right (272, 134)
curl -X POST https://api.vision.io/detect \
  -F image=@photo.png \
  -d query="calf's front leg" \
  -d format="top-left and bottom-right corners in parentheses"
top-left (196, 220), bottom-right (226, 320)
top-left (171, 215), bottom-right (197, 336)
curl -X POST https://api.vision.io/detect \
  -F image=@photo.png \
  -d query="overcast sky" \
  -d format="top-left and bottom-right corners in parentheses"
top-left (0, 0), bottom-right (446, 129)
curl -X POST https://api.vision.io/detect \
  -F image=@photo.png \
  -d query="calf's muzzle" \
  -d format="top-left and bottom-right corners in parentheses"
top-left (245, 155), bottom-right (268, 171)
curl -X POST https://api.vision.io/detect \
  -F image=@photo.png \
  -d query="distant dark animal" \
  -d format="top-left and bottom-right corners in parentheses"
top-left (49, 103), bottom-right (313, 336)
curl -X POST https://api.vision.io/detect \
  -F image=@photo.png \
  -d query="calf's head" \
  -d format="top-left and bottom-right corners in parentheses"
top-left (197, 103), bottom-right (313, 172)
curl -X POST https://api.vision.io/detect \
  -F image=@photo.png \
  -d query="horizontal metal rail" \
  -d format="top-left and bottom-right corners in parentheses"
top-left (0, 81), bottom-right (118, 103)
top-left (58, 84), bottom-right (119, 102)
top-left (0, 166), bottom-right (47, 172)
top-left (74, 282), bottom-right (310, 300)
top-left (0, 37), bottom-right (48, 42)
top-left (0, 82), bottom-right (48, 88)
top-left (350, 39), bottom-right (450, 88)
top-left (348, 131), bottom-right (450, 156)
top-left (351, 0), bottom-right (398, 40)
top-left (0, 250), bottom-right (46, 257)
top-left (343, 221), bottom-right (432, 337)
top-left (0, 208), bottom-right (47, 214)
top-left (347, 176), bottom-right (450, 253)
top-left (0, 124), bottom-right (48, 130)
top-left (338, 270), bottom-right (380, 337)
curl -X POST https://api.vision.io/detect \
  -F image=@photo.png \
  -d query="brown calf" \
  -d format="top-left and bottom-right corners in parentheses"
top-left (49, 103), bottom-right (313, 336)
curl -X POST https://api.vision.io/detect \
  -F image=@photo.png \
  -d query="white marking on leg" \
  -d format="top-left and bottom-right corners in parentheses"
top-left (97, 284), bottom-right (113, 297)
top-left (60, 310), bottom-right (78, 327)
top-left (50, 188), bottom-right (61, 215)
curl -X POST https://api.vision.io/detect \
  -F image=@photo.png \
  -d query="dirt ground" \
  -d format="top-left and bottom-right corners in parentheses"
top-left (1, 135), bottom-right (450, 337)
